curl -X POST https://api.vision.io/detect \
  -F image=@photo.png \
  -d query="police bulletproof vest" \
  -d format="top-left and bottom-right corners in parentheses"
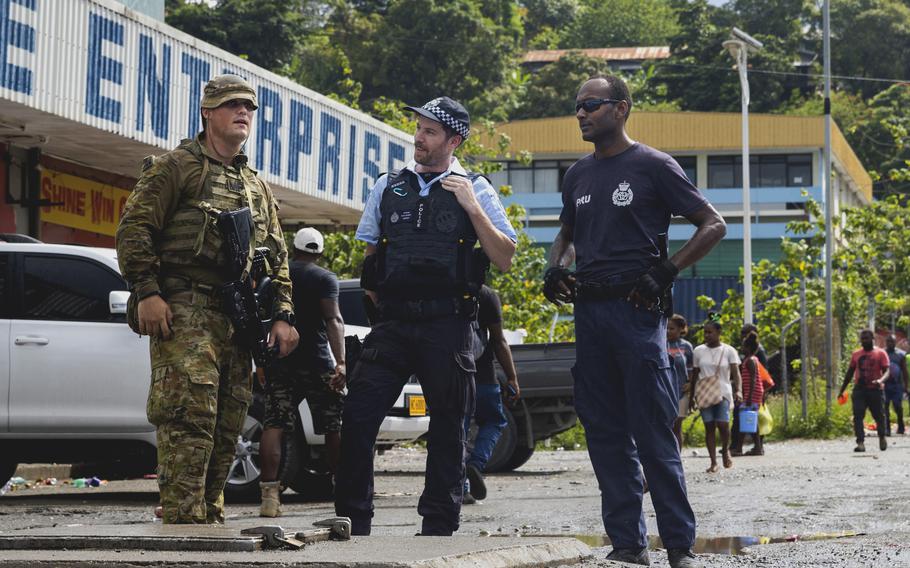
top-left (158, 139), bottom-right (271, 272)
top-left (377, 171), bottom-right (478, 300)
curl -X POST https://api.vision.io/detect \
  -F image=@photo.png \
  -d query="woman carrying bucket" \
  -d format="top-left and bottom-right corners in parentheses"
top-left (734, 332), bottom-right (765, 456)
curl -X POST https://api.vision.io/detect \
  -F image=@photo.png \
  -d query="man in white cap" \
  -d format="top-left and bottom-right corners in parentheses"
top-left (259, 227), bottom-right (346, 517)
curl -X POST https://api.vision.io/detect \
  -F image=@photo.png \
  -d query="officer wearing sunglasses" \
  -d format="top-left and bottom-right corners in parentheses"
top-left (543, 75), bottom-right (726, 568)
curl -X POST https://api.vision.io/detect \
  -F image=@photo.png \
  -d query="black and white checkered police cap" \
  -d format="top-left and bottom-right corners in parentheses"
top-left (404, 97), bottom-right (470, 140)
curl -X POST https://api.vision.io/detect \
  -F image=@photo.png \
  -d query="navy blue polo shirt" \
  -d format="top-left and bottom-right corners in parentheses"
top-left (559, 143), bottom-right (708, 282)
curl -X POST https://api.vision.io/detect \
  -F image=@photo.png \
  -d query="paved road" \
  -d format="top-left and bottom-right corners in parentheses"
top-left (2, 437), bottom-right (910, 566)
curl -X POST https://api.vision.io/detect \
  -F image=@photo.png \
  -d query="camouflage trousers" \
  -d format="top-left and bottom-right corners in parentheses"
top-left (147, 295), bottom-right (252, 524)
top-left (264, 362), bottom-right (343, 434)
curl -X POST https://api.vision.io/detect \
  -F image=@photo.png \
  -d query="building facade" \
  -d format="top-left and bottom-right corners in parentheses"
top-left (0, 0), bottom-right (412, 246)
top-left (486, 112), bottom-right (872, 278)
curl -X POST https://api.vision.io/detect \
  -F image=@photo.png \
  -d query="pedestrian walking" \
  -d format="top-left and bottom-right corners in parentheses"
top-left (463, 285), bottom-right (520, 504)
top-left (116, 75), bottom-right (298, 524)
top-left (692, 320), bottom-right (742, 473)
top-left (884, 334), bottom-right (908, 436)
top-left (839, 329), bottom-right (890, 452)
top-left (259, 228), bottom-right (346, 517)
top-left (543, 74), bottom-right (726, 568)
top-left (335, 96), bottom-right (516, 536)
top-left (668, 314), bottom-right (695, 449)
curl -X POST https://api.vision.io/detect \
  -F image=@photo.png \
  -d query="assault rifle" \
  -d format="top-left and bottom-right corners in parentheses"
top-left (218, 207), bottom-right (279, 368)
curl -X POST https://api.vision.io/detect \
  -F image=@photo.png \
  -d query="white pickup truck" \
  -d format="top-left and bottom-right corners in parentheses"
top-left (0, 237), bottom-right (429, 498)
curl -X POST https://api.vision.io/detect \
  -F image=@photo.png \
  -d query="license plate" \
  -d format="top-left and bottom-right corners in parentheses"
top-left (408, 395), bottom-right (427, 416)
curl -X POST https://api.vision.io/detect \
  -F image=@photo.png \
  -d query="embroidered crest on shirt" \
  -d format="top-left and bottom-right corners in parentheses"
top-left (612, 180), bottom-right (633, 206)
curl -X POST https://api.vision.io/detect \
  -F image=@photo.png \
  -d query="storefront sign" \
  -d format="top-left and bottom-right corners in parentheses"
top-left (40, 169), bottom-right (131, 236)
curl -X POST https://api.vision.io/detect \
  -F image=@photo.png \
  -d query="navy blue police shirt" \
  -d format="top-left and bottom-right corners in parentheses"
top-left (559, 143), bottom-right (708, 283)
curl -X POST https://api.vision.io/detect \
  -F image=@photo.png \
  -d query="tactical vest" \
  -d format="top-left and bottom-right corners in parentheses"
top-left (157, 139), bottom-right (273, 277)
top-left (376, 170), bottom-right (479, 301)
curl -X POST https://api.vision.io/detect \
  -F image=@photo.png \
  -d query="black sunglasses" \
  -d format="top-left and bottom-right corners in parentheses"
top-left (575, 98), bottom-right (623, 113)
top-left (223, 99), bottom-right (256, 111)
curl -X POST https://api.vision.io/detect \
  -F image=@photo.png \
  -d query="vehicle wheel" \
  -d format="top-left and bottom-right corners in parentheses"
top-left (502, 445), bottom-right (535, 471)
top-left (474, 406), bottom-right (518, 474)
top-left (224, 400), bottom-right (297, 502)
top-left (0, 460), bottom-right (18, 487)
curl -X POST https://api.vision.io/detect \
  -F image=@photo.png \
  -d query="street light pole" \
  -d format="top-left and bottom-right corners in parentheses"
top-left (823, 0), bottom-right (834, 416)
top-left (724, 28), bottom-right (762, 325)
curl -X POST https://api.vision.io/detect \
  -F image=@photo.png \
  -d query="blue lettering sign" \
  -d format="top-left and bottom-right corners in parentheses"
top-left (181, 53), bottom-right (209, 138)
top-left (136, 35), bottom-right (171, 139)
top-left (255, 87), bottom-right (283, 176)
top-left (318, 112), bottom-right (341, 194)
top-left (388, 141), bottom-right (405, 172)
top-left (362, 131), bottom-right (381, 203)
top-left (0, 0), bottom-right (36, 94)
top-left (287, 99), bottom-right (313, 182)
top-left (85, 13), bottom-right (124, 123)
top-left (346, 124), bottom-right (357, 200)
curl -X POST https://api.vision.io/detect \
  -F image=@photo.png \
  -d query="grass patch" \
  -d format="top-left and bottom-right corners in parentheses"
top-left (538, 392), bottom-right (864, 451)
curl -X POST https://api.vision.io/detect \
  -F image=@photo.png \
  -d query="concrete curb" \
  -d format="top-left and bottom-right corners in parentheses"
top-left (0, 535), bottom-right (591, 568)
top-left (12, 463), bottom-right (73, 481)
top-left (414, 538), bottom-right (592, 568)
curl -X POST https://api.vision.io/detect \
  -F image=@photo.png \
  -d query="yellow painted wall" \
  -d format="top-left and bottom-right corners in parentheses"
top-left (486, 112), bottom-right (872, 201)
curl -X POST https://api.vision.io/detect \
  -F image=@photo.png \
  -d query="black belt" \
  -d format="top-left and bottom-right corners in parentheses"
top-left (574, 280), bottom-right (637, 302)
top-left (377, 297), bottom-right (467, 321)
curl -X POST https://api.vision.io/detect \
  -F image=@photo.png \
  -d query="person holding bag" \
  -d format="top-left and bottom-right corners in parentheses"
top-left (733, 332), bottom-right (765, 456)
top-left (691, 320), bottom-right (742, 473)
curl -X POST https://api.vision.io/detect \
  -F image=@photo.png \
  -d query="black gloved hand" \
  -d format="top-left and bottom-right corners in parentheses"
top-left (543, 267), bottom-right (576, 305)
top-left (633, 259), bottom-right (679, 303)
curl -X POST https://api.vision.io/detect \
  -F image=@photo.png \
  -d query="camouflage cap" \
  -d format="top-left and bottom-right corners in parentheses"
top-left (201, 74), bottom-right (258, 110)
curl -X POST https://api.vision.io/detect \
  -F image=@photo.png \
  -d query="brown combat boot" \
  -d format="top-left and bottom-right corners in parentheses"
top-left (259, 481), bottom-right (281, 517)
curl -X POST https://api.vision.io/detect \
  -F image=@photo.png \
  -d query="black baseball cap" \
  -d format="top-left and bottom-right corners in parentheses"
top-left (403, 96), bottom-right (470, 139)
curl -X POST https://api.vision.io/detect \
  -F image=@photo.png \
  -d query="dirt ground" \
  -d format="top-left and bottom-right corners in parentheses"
top-left (2, 437), bottom-right (909, 567)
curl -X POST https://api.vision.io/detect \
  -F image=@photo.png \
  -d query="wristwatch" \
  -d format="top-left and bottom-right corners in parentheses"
top-left (274, 311), bottom-right (296, 326)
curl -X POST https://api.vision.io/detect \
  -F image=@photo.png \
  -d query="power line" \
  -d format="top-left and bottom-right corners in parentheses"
top-left (654, 61), bottom-right (910, 86)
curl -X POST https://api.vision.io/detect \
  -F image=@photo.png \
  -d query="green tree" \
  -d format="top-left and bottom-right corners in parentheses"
top-left (558, 0), bottom-right (680, 49)
top-left (844, 84), bottom-right (910, 196)
top-left (287, 34), bottom-right (363, 107)
top-left (166, 0), bottom-right (314, 73)
top-left (830, 0), bottom-right (910, 99)
top-left (511, 53), bottom-right (678, 120)
top-left (520, 0), bottom-right (579, 48)
top-left (512, 51), bottom-right (610, 119)
top-left (698, 196), bottom-right (910, 400)
top-left (654, 0), bottom-right (810, 113)
top-left (332, 0), bottom-right (523, 112)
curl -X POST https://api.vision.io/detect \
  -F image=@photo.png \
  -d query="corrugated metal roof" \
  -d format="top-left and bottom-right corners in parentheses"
top-left (522, 47), bottom-right (671, 64)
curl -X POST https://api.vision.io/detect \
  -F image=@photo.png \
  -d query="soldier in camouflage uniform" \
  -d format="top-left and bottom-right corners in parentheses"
top-left (116, 75), bottom-right (299, 524)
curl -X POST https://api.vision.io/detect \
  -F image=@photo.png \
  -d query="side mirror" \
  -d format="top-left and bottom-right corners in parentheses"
top-left (109, 290), bottom-right (130, 315)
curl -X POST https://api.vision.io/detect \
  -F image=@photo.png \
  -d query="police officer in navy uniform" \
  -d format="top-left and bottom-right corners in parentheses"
top-left (545, 75), bottom-right (726, 568)
top-left (335, 96), bottom-right (517, 536)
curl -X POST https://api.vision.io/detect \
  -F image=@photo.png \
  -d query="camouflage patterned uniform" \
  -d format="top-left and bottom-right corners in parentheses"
top-left (115, 75), bottom-right (293, 524)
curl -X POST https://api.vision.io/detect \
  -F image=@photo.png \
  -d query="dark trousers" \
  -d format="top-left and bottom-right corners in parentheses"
top-left (852, 388), bottom-right (886, 443)
top-left (334, 316), bottom-right (475, 536)
top-left (573, 298), bottom-right (695, 550)
top-left (884, 389), bottom-right (904, 435)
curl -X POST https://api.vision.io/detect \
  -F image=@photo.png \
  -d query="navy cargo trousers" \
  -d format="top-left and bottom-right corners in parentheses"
top-left (573, 297), bottom-right (696, 550)
top-left (335, 316), bottom-right (476, 536)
